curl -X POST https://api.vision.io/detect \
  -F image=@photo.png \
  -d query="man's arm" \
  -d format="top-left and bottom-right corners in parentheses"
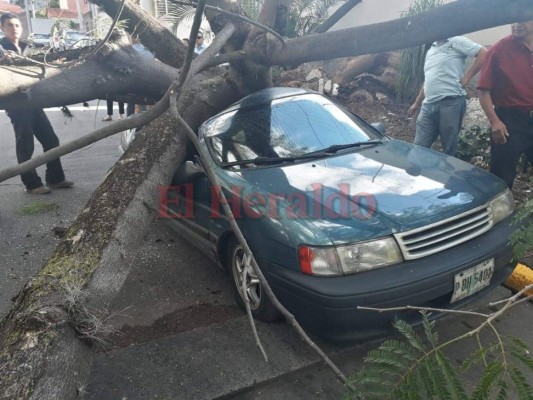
top-left (460, 47), bottom-right (488, 87)
top-left (478, 89), bottom-right (508, 144)
top-left (408, 86), bottom-right (425, 117)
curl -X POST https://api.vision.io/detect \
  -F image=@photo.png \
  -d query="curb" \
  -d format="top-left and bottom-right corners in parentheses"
top-left (504, 263), bottom-right (533, 298)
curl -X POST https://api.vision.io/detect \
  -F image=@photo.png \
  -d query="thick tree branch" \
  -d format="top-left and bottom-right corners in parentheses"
top-left (266, 0), bottom-right (533, 66)
top-left (90, 0), bottom-right (187, 67)
top-left (0, 45), bottom-right (175, 110)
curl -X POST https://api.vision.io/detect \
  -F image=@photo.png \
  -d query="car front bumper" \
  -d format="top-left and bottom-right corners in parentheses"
top-left (266, 219), bottom-right (514, 341)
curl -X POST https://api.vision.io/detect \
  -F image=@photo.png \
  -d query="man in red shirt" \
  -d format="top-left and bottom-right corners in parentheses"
top-left (478, 20), bottom-right (533, 189)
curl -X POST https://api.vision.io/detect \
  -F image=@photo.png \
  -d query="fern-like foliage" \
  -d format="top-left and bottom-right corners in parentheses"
top-left (345, 312), bottom-right (533, 400)
top-left (161, 0), bottom-right (340, 38)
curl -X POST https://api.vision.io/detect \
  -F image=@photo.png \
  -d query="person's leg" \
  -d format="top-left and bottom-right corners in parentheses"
top-left (118, 101), bottom-right (125, 118)
top-left (437, 96), bottom-right (466, 156)
top-left (106, 98), bottom-right (113, 116)
top-left (7, 110), bottom-right (44, 190)
top-left (414, 102), bottom-right (438, 149)
top-left (103, 97), bottom-right (113, 121)
top-left (32, 110), bottom-right (66, 185)
top-left (490, 110), bottom-right (528, 189)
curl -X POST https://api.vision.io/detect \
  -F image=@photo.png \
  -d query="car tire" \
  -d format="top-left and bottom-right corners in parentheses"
top-left (227, 237), bottom-right (282, 322)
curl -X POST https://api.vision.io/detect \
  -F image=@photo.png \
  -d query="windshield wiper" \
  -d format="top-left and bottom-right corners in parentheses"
top-left (219, 140), bottom-right (383, 168)
top-left (220, 152), bottom-right (329, 168)
top-left (317, 139), bottom-right (384, 154)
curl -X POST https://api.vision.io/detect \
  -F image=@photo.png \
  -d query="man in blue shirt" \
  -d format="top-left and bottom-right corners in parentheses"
top-left (1, 13), bottom-right (73, 194)
top-left (408, 36), bottom-right (487, 156)
top-left (194, 32), bottom-right (207, 54)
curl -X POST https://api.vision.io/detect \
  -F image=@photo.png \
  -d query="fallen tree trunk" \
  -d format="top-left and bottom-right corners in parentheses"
top-left (0, 71), bottom-right (242, 399)
top-left (265, 0), bottom-right (532, 65)
top-left (0, 112), bottom-right (187, 399)
top-left (0, 43), bottom-right (175, 110)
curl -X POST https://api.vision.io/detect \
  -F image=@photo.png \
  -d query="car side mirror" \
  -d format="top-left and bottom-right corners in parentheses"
top-left (173, 159), bottom-right (206, 184)
top-left (371, 122), bottom-right (386, 134)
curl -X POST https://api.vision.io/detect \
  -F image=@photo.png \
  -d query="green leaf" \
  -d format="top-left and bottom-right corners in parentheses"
top-left (435, 351), bottom-right (468, 400)
top-left (495, 379), bottom-right (508, 400)
top-left (421, 311), bottom-right (439, 348)
top-left (380, 340), bottom-right (419, 362)
top-left (470, 361), bottom-right (503, 400)
top-left (394, 319), bottom-right (426, 354)
top-left (509, 367), bottom-right (533, 400)
top-left (460, 344), bottom-right (499, 371)
top-left (511, 346), bottom-right (533, 372)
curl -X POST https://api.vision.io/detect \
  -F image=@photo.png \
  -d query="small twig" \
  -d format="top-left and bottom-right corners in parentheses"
top-left (358, 305), bottom-right (489, 318)
top-left (489, 283), bottom-right (533, 306)
top-left (58, 0), bottom-right (128, 68)
top-left (41, 0), bottom-right (127, 68)
top-left (241, 254), bottom-right (268, 362)
top-left (475, 333), bottom-right (488, 367)
top-left (171, 0), bottom-right (285, 45)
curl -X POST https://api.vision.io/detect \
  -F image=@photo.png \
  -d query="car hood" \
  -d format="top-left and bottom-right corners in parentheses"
top-left (231, 140), bottom-right (506, 244)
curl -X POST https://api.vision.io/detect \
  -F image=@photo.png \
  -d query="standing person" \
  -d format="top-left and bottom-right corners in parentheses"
top-left (0, 13), bottom-right (73, 194)
top-left (478, 21), bottom-right (533, 189)
top-left (194, 32), bottom-right (207, 54)
top-left (408, 36), bottom-right (488, 156)
top-left (102, 97), bottom-right (125, 121)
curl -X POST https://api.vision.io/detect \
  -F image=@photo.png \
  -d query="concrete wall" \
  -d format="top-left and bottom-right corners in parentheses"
top-left (329, 0), bottom-right (511, 46)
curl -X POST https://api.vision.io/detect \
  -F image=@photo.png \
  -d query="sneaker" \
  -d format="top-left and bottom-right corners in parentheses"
top-left (102, 116), bottom-right (112, 122)
top-left (47, 180), bottom-right (74, 189)
top-left (27, 186), bottom-right (51, 194)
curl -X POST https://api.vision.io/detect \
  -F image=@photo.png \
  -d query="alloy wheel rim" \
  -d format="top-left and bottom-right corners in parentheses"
top-left (233, 246), bottom-right (261, 310)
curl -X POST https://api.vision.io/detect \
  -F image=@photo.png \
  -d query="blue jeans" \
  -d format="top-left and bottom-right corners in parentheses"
top-left (414, 96), bottom-right (466, 156)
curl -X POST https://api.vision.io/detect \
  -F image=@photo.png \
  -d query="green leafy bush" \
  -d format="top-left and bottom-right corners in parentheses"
top-left (510, 198), bottom-right (533, 262)
top-left (455, 125), bottom-right (491, 168)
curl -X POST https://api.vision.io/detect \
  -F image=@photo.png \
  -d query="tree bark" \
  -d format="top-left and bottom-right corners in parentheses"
top-left (265, 0), bottom-right (533, 66)
top-left (0, 44), bottom-right (175, 110)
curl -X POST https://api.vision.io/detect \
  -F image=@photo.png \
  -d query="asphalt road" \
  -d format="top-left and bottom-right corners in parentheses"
top-left (0, 104), bottom-right (531, 399)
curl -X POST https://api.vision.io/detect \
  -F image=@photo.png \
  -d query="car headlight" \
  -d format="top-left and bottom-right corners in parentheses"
top-left (298, 237), bottom-right (403, 276)
top-left (490, 189), bottom-right (514, 225)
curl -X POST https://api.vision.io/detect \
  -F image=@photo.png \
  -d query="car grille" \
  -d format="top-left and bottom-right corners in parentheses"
top-left (394, 204), bottom-right (493, 260)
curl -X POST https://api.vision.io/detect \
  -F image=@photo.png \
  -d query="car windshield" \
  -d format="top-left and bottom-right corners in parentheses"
top-left (203, 93), bottom-right (382, 168)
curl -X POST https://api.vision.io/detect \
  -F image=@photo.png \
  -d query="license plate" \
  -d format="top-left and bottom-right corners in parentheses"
top-left (450, 259), bottom-right (494, 303)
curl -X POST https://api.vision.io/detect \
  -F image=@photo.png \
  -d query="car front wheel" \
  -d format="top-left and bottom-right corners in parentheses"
top-left (227, 238), bottom-right (282, 322)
